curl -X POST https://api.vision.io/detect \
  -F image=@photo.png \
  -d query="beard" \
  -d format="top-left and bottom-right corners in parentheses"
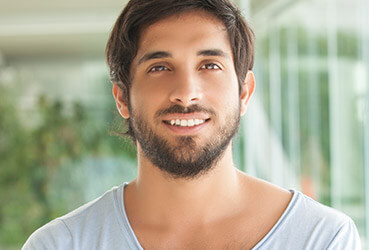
top-left (129, 104), bottom-right (240, 180)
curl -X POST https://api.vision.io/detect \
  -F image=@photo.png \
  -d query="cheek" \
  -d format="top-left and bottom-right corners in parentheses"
top-left (203, 74), bottom-right (239, 107)
top-left (130, 84), bottom-right (164, 121)
top-left (131, 73), bottom-right (171, 98)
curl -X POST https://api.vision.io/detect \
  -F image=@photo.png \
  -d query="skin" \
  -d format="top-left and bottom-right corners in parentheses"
top-left (113, 10), bottom-right (292, 249)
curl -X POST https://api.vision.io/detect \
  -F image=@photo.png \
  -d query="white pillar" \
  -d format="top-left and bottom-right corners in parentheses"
top-left (327, 0), bottom-right (341, 209)
top-left (287, 27), bottom-right (301, 188)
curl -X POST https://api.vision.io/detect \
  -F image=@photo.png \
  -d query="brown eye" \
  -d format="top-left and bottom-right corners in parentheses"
top-left (149, 65), bottom-right (169, 72)
top-left (200, 63), bottom-right (221, 70)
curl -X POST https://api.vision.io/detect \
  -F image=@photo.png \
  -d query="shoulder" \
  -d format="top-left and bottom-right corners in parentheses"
top-left (240, 174), bottom-right (361, 249)
top-left (291, 191), bottom-right (352, 227)
top-left (241, 173), bottom-right (356, 231)
top-left (58, 185), bottom-right (121, 229)
top-left (326, 216), bottom-right (362, 249)
top-left (259, 190), bottom-right (362, 249)
top-left (22, 185), bottom-right (124, 250)
top-left (22, 219), bottom-right (72, 250)
top-left (289, 191), bottom-right (361, 249)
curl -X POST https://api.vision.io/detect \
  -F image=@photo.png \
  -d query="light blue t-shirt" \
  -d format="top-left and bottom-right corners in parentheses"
top-left (22, 183), bottom-right (362, 249)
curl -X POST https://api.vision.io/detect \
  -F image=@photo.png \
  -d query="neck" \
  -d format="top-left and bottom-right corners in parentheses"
top-left (126, 143), bottom-right (245, 227)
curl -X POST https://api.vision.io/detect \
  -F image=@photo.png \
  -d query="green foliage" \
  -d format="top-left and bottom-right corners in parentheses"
top-left (0, 84), bottom-right (136, 247)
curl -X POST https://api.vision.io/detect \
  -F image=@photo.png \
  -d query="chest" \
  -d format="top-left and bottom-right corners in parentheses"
top-left (135, 220), bottom-right (268, 250)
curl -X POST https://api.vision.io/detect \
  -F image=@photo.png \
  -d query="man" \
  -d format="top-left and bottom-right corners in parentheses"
top-left (23, 0), bottom-right (361, 249)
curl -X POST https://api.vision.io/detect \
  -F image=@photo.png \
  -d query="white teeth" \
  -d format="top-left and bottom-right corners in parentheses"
top-left (169, 119), bottom-right (206, 127)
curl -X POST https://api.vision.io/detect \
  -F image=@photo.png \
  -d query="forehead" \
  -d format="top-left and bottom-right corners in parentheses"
top-left (136, 10), bottom-right (230, 55)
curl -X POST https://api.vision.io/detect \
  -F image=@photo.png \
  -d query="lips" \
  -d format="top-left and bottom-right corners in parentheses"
top-left (162, 112), bottom-right (210, 124)
top-left (161, 113), bottom-right (211, 134)
top-left (163, 118), bottom-right (208, 127)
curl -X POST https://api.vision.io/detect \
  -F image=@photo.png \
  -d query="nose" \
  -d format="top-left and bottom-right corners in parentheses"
top-left (169, 71), bottom-right (203, 107)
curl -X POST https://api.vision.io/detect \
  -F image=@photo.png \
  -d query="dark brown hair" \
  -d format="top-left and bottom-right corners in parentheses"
top-left (106, 0), bottom-right (255, 141)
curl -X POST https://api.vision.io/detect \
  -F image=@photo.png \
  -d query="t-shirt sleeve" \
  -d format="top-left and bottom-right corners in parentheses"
top-left (327, 218), bottom-right (362, 250)
top-left (22, 219), bottom-right (73, 250)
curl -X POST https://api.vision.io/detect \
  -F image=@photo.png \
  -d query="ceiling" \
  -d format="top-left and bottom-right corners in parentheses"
top-left (0, 0), bottom-right (127, 13)
top-left (2, 0), bottom-right (286, 59)
top-left (0, 0), bottom-right (129, 60)
top-left (2, 0), bottom-right (360, 61)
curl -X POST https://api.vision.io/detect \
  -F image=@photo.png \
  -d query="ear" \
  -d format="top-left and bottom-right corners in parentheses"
top-left (112, 84), bottom-right (130, 119)
top-left (240, 71), bottom-right (255, 116)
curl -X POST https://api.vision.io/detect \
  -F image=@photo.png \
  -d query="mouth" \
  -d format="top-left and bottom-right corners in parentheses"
top-left (161, 114), bottom-right (211, 135)
top-left (162, 118), bottom-right (211, 127)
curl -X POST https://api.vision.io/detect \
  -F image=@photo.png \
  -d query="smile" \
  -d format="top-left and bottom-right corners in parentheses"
top-left (163, 119), bottom-right (209, 127)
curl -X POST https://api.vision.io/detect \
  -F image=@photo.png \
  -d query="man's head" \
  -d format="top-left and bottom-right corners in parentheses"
top-left (107, 0), bottom-right (255, 179)
top-left (106, 0), bottom-right (254, 142)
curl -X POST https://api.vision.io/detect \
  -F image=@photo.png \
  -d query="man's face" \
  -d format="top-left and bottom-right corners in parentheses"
top-left (116, 10), bottom-right (253, 179)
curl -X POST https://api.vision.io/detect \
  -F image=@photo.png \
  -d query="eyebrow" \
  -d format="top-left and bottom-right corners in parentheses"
top-left (197, 49), bottom-right (229, 58)
top-left (137, 51), bottom-right (172, 65)
top-left (137, 48), bottom-right (230, 66)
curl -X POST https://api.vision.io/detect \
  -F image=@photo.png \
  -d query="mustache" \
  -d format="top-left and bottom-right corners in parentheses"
top-left (155, 104), bottom-right (216, 118)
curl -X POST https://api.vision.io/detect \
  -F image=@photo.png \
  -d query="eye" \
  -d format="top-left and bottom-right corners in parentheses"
top-left (200, 63), bottom-right (221, 70)
top-left (148, 65), bottom-right (170, 73)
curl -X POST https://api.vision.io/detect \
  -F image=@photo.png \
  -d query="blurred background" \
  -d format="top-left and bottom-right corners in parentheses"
top-left (0, 0), bottom-right (368, 248)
